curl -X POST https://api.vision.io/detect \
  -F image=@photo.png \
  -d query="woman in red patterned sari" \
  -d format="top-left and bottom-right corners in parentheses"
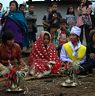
top-left (29, 31), bottom-right (61, 77)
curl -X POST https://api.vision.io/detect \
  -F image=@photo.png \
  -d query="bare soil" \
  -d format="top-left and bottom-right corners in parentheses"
top-left (0, 74), bottom-right (95, 96)
top-left (0, 56), bottom-right (95, 96)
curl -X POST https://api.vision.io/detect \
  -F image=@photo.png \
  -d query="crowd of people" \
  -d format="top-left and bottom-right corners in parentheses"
top-left (0, 0), bottom-right (95, 78)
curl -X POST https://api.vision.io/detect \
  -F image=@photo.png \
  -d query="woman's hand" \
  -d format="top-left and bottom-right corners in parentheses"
top-left (48, 61), bottom-right (56, 65)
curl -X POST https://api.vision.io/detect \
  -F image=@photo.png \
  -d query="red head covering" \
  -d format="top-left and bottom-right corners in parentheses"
top-left (29, 31), bottom-right (61, 74)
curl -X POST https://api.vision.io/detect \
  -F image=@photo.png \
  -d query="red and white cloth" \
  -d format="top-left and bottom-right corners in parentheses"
top-left (29, 31), bottom-right (61, 74)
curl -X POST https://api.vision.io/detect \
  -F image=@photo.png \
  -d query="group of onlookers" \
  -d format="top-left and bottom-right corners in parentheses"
top-left (0, 1), bottom-right (37, 50)
top-left (0, 0), bottom-right (95, 78)
top-left (42, 0), bottom-right (95, 47)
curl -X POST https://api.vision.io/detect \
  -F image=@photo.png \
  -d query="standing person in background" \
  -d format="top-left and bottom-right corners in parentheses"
top-left (19, 4), bottom-right (26, 16)
top-left (77, 0), bottom-right (92, 45)
top-left (19, 4), bottom-right (29, 51)
top-left (48, 2), bottom-right (62, 29)
top-left (48, 2), bottom-right (62, 44)
top-left (2, 1), bottom-right (27, 49)
top-left (0, 3), bottom-right (3, 18)
top-left (0, 3), bottom-right (4, 34)
top-left (57, 18), bottom-right (70, 57)
top-left (42, 4), bottom-right (52, 31)
top-left (49, 24), bottom-right (59, 48)
top-left (25, 4), bottom-right (37, 48)
top-left (66, 6), bottom-right (76, 30)
top-left (90, 1), bottom-right (95, 29)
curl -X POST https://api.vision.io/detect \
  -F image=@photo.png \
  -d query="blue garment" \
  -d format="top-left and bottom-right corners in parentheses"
top-left (8, 10), bottom-right (28, 48)
top-left (8, 10), bottom-right (28, 33)
top-left (2, 10), bottom-right (28, 48)
top-left (0, 11), bottom-right (4, 18)
top-left (3, 18), bottom-right (24, 44)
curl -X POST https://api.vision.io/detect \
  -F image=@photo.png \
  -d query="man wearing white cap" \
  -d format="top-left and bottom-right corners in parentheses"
top-left (60, 26), bottom-right (86, 65)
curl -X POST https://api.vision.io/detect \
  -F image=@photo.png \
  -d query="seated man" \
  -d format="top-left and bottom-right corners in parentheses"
top-left (0, 31), bottom-right (26, 76)
top-left (60, 26), bottom-right (87, 73)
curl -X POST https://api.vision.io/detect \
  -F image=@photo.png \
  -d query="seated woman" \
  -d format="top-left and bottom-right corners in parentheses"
top-left (28, 31), bottom-right (61, 77)
top-left (85, 30), bottom-right (95, 73)
top-left (0, 31), bottom-right (26, 74)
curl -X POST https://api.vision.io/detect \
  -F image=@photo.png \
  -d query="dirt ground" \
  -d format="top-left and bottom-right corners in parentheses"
top-left (0, 74), bottom-right (95, 96)
top-left (0, 55), bottom-right (95, 96)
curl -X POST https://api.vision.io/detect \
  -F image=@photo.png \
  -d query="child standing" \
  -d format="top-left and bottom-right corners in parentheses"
top-left (49, 24), bottom-right (59, 48)
top-left (57, 18), bottom-right (70, 57)
top-left (48, 2), bottom-right (62, 29)
top-left (42, 4), bottom-right (52, 31)
top-left (66, 6), bottom-right (76, 30)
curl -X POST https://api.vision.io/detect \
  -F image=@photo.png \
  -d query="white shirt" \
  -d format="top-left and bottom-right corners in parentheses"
top-left (60, 41), bottom-right (86, 64)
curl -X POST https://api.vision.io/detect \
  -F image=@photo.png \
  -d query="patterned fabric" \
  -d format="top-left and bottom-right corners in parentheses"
top-left (82, 15), bottom-right (92, 26)
top-left (0, 43), bottom-right (22, 66)
top-left (58, 30), bottom-right (67, 46)
top-left (77, 5), bottom-right (92, 26)
top-left (66, 14), bottom-right (76, 28)
top-left (29, 32), bottom-right (61, 74)
top-left (57, 28), bottom-right (70, 46)
top-left (76, 16), bottom-right (84, 27)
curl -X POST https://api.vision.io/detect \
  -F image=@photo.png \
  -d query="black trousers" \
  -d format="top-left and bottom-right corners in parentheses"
top-left (91, 15), bottom-right (95, 29)
top-left (28, 32), bottom-right (36, 44)
top-left (80, 25), bottom-right (91, 45)
top-left (80, 58), bottom-right (95, 73)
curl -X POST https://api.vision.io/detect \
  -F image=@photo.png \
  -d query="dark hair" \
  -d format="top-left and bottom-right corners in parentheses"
top-left (50, 2), bottom-right (57, 7)
top-left (79, 0), bottom-right (91, 8)
top-left (9, 1), bottom-right (18, 10)
top-left (60, 18), bottom-right (67, 25)
top-left (19, 4), bottom-right (25, 9)
top-left (44, 33), bottom-right (50, 41)
top-left (2, 31), bottom-right (14, 44)
top-left (89, 29), bottom-right (95, 43)
top-left (0, 3), bottom-right (3, 7)
top-left (66, 6), bottom-right (75, 15)
top-left (47, 3), bottom-right (52, 8)
top-left (29, 4), bottom-right (34, 8)
top-left (50, 24), bottom-right (59, 29)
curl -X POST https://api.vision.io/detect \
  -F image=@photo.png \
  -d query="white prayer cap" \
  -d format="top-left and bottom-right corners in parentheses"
top-left (70, 26), bottom-right (81, 36)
